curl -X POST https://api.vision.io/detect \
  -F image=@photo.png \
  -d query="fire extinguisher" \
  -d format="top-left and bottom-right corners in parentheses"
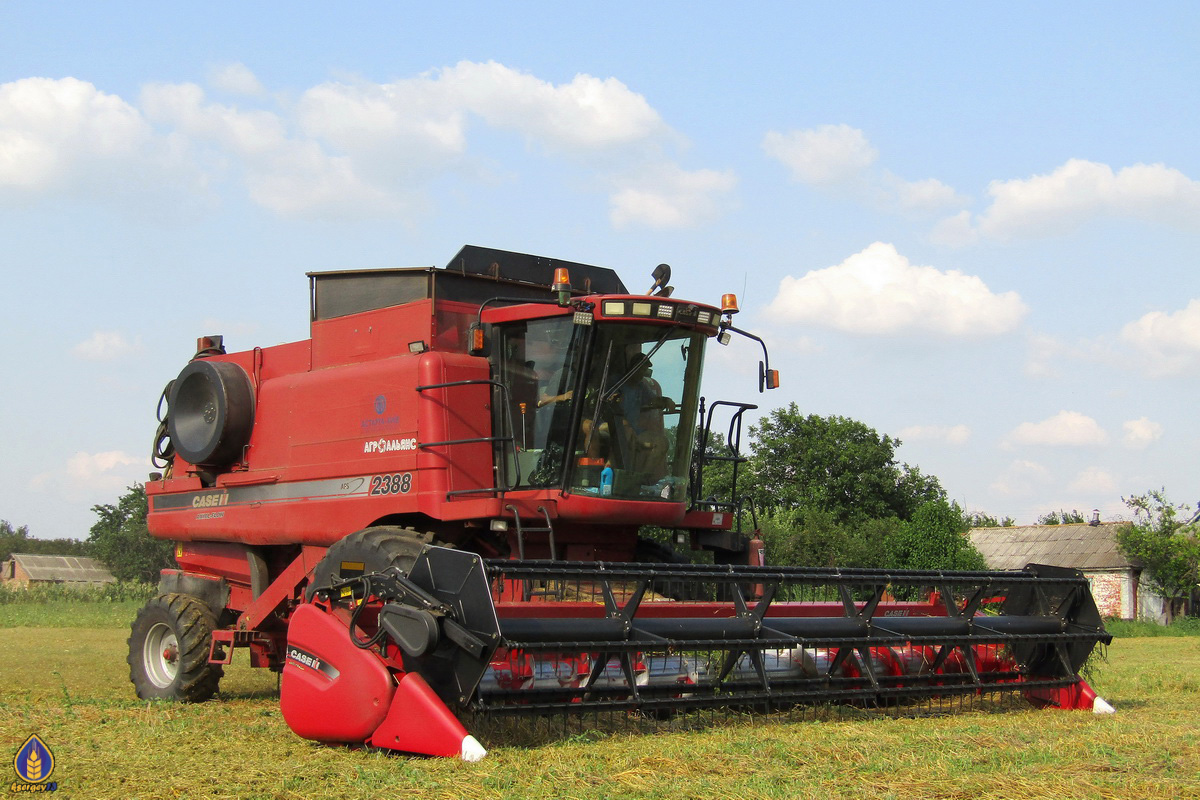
top-left (749, 529), bottom-right (765, 599)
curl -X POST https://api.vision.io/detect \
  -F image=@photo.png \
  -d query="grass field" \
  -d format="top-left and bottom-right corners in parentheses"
top-left (1, 602), bottom-right (1198, 799)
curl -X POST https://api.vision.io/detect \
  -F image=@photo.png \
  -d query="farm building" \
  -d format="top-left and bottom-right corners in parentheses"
top-left (1, 553), bottom-right (116, 587)
top-left (968, 522), bottom-right (1170, 623)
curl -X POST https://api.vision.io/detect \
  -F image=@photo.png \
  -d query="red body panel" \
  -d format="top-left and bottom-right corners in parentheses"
top-left (280, 604), bottom-right (395, 742)
top-left (369, 672), bottom-right (473, 757)
top-left (148, 345), bottom-right (500, 546)
top-left (1023, 678), bottom-right (1105, 711)
top-left (146, 292), bottom-right (712, 550)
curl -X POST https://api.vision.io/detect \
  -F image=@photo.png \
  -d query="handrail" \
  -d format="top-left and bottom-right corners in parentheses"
top-left (415, 377), bottom-right (520, 496)
top-left (689, 399), bottom-right (757, 516)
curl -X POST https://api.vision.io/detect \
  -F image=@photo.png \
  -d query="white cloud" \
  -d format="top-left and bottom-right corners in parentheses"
top-left (929, 210), bottom-right (978, 247)
top-left (434, 61), bottom-right (668, 153)
top-left (30, 450), bottom-right (144, 499)
top-left (763, 124), bottom-right (877, 186)
top-left (897, 424), bottom-right (971, 445)
top-left (1022, 332), bottom-right (1115, 379)
top-left (1024, 332), bottom-right (1069, 379)
top-left (1122, 417), bottom-right (1163, 449)
top-left (941, 159), bottom-right (1200, 241)
top-left (294, 78), bottom-right (466, 169)
top-left (296, 61), bottom-right (668, 166)
top-left (138, 62), bottom-right (708, 223)
top-left (142, 81), bottom-right (286, 154)
top-left (4, 65), bottom-right (723, 225)
top-left (142, 81), bottom-right (418, 218)
top-left (609, 164), bottom-right (737, 229)
top-left (1120, 298), bottom-right (1200, 376)
top-left (1068, 466), bottom-right (1117, 494)
top-left (990, 460), bottom-right (1051, 497)
top-left (209, 63), bottom-right (266, 96)
top-left (246, 141), bottom-right (402, 219)
top-left (0, 77), bottom-right (204, 207)
top-left (1005, 411), bottom-right (1109, 448)
top-left (764, 242), bottom-right (1028, 336)
top-left (1021, 317), bottom-right (1195, 382)
top-left (66, 450), bottom-right (140, 480)
top-left (763, 125), bottom-right (965, 214)
top-left (1024, 330), bottom-right (1146, 384)
top-left (73, 330), bottom-right (139, 361)
top-left (0, 77), bottom-right (147, 187)
top-left (882, 174), bottom-right (967, 213)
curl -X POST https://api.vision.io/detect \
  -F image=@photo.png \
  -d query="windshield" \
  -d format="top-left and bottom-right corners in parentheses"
top-left (493, 316), bottom-right (585, 488)
top-left (574, 325), bottom-right (704, 501)
top-left (494, 319), bottom-right (706, 500)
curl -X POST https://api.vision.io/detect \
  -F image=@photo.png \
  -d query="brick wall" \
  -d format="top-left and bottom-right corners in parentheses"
top-left (1086, 570), bottom-right (1131, 619)
top-left (1, 560), bottom-right (33, 587)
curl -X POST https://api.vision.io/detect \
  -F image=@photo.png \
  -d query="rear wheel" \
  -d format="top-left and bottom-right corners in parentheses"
top-left (128, 593), bottom-right (223, 701)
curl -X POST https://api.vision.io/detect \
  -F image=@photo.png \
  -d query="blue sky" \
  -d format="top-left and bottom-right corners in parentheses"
top-left (2, 2), bottom-right (1198, 539)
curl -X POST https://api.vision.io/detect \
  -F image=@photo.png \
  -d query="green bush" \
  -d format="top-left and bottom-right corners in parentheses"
top-left (0, 581), bottom-right (156, 604)
top-left (89, 484), bottom-right (176, 583)
top-left (1103, 616), bottom-right (1200, 637)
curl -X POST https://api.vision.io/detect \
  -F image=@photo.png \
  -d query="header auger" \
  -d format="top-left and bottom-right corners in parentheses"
top-left (131, 246), bottom-right (1112, 761)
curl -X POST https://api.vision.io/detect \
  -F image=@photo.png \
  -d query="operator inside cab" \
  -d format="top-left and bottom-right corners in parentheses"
top-left (494, 316), bottom-right (703, 502)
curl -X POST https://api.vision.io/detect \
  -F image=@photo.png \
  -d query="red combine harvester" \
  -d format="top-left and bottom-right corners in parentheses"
top-left (132, 246), bottom-right (1112, 761)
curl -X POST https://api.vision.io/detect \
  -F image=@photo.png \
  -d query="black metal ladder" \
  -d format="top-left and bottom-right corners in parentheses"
top-left (506, 504), bottom-right (562, 600)
top-left (507, 504), bottom-right (557, 561)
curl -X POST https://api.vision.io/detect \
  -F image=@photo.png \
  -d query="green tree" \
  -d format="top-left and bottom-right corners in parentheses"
top-left (747, 404), bottom-right (944, 524)
top-left (754, 506), bottom-right (895, 569)
top-left (754, 506), bottom-right (805, 567)
top-left (964, 512), bottom-right (1016, 528)
top-left (1, 520), bottom-right (92, 562)
top-left (1037, 509), bottom-right (1087, 525)
top-left (691, 429), bottom-right (741, 510)
top-left (1117, 490), bottom-right (1200, 622)
top-left (88, 484), bottom-right (174, 583)
top-left (0, 520), bottom-right (31, 562)
top-left (886, 500), bottom-right (988, 573)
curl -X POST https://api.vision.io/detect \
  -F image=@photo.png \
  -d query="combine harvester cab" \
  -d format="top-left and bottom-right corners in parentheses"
top-left (133, 246), bottom-right (1112, 761)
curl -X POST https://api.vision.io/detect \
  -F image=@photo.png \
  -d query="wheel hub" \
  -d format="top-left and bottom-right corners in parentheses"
top-left (144, 622), bottom-right (180, 689)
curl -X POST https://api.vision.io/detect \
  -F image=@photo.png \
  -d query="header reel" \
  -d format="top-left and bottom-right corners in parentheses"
top-left (280, 546), bottom-right (1113, 759)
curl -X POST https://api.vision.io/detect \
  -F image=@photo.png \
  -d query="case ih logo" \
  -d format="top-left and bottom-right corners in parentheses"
top-left (192, 492), bottom-right (230, 508)
top-left (364, 438), bottom-right (417, 454)
top-left (286, 646), bottom-right (340, 680)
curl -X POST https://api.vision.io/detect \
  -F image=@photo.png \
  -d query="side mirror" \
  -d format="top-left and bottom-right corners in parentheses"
top-left (758, 363), bottom-right (780, 392)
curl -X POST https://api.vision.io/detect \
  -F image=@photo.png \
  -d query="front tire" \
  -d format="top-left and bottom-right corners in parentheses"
top-left (304, 526), bottom-right (448, 602)
top-left (128, 593), bottom-right (223, 701)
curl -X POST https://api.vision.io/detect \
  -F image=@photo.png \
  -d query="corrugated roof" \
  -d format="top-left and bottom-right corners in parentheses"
top-left (968, 522), bottom-right (1136, 571)
top-left (9, 553), bottom-right (116, 583)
